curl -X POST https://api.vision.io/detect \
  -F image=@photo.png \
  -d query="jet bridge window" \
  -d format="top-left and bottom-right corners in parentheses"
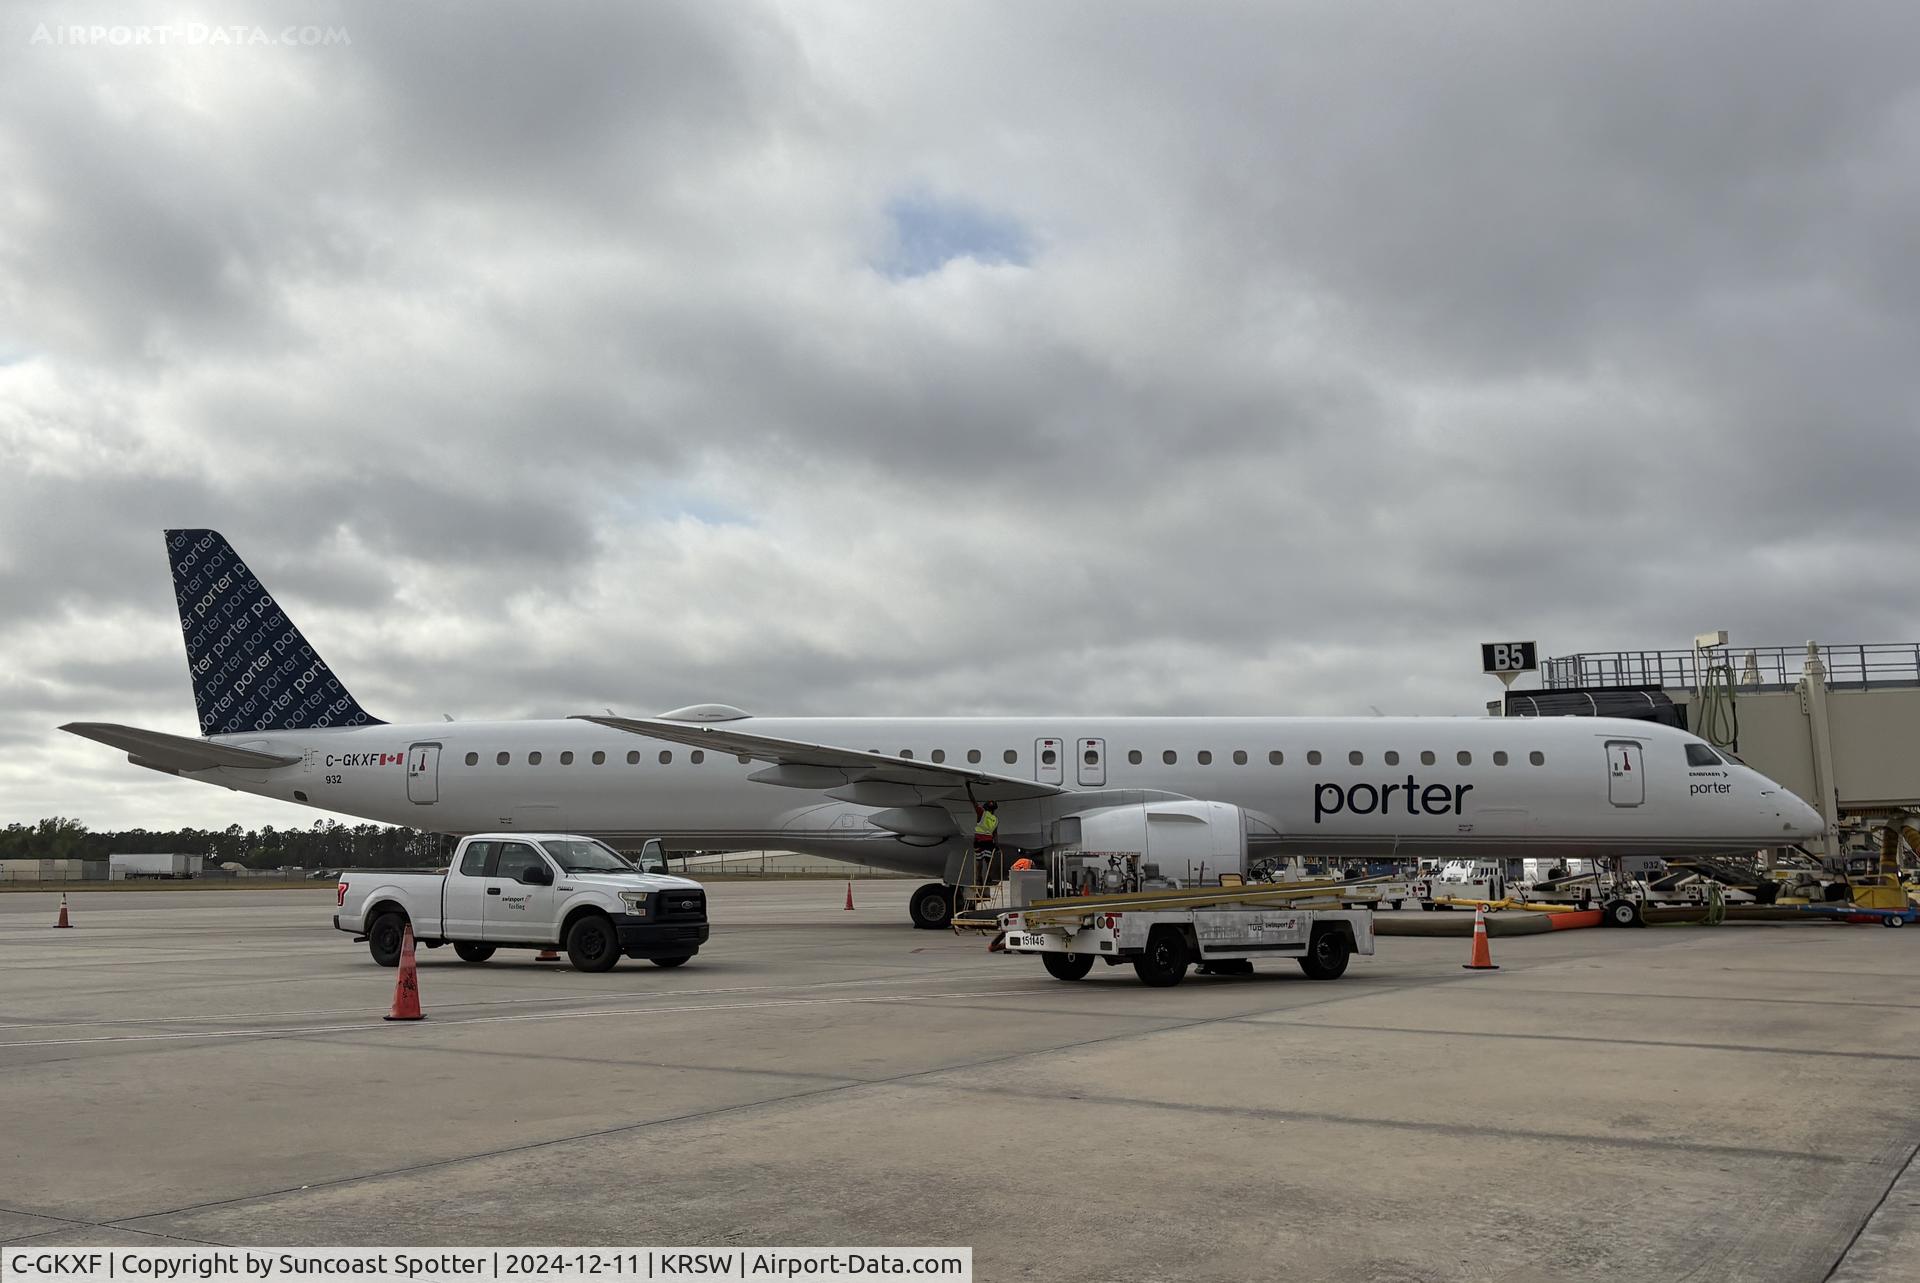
top-left (1685, 744), bottom-right (1722, 767)
top-left (464, 752), bottom-right (478, 766)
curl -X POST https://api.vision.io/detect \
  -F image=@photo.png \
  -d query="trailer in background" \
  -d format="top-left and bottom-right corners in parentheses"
top-left (110, 853), bottom-right (204, 880)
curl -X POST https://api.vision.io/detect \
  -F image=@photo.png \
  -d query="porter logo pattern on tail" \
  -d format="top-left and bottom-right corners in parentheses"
top-left (166, 529), bottom-right (383, 736)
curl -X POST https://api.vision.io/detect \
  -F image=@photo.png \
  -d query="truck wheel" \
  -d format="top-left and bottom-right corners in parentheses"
top-left (564, 914), bottom-right (622, 972)
top-left (368, 911), bottom-right (407, 968)
top-left (909, 882), bottom-right (954, 930)
top-left (1132, 928), bottom-right (1191, 987)
top-left (453, 942), bottom-right (495, 963)
top-left (1041, 952), bottom-right (1095, 981)
top-left (649, 955), bottom-right (693, 967)
top-left (1297, 927), bottom-right (1351, 980)
top-left (1419, 902), bottom-right (1434, 911)
top-left (1604, 899), bottom-right (1643, 928)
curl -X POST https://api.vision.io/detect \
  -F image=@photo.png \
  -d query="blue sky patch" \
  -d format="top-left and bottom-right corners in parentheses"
top-left (880, 192), bottom-right (1031, 279)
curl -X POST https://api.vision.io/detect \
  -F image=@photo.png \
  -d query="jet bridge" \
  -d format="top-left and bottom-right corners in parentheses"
top-left (1510, 641), bottom-right (1920, 858)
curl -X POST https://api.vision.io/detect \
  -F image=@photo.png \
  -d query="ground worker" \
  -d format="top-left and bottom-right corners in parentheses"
top-left (972, 800), bottom-right (1000, 884)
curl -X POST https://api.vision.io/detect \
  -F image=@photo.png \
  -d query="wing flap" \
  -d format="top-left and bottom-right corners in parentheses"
top-left (61, 722), bottom-right (302, 772)
top-left (573, 715), bottom-right (1064, 802)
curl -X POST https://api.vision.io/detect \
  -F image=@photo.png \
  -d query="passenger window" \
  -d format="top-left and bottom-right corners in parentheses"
top-left (496, 751), bottom-right (510, 766)
top-left (1493, 751), bottom-right (1509, 766)
top-left (627, 750), bottom-right (640, 765)
top-left (464, 752), bottom-right (478, 766)
top-left (1348, 751), bottom-right (1363, 766)
top-left (1042, 747), bottom-right (1056, 766)
top-left (931, 749), bottom-right (946, 763)
top-left (659, 750), bottom-right (672, 764)
top-left (900, 749), bottom-right (914, 759)
top-left (459, 841), bottom-right (494, 877)
top-left (1530, 751), bottom-right (1545, 766)
top-left (1457, 751), bottom-right (1472, 766)
top-left (691, 750), bottom-right (704, 765)
top-left (1307, 750), bottom-right (1322, 766)
top-left (494, 843), bottom-right (546, 883)
top-left (967, 750), bottom-right (981, 764)
top-left (1420, 751), bottom-right (1436, 766)
top-left (1232, 750), bottom-right (1248, 765)
top-left (1162, 750), bottom-right (1177, 765)
top-left (737, 754), bottom-right (751, 764)
top-left (1128, 750), bottom-right (1143, 765)
top-left (1268, 751), bottom-right (1283, 765)
top-left (1384, 751), bottom-right (1399, 766)
top-left (1197, 750), bottom-right (1212, 766)
top-left (591, 750), bottom-right (605, 766)
top-left (1685, 744), bottom-right (1721, 767)
top-left (560, 751), bottom-right (574, 765)
top-left (528, 751), bottom-right (543, 766)
top-left (1003, 749), bottom-right (1017, 764)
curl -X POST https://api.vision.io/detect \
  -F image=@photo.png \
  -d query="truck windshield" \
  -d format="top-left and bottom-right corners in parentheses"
top-left (539, 839), bottom-right (634, 873)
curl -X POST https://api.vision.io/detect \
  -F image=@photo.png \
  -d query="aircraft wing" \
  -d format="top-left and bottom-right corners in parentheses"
top-left (573, 715), bottom-right (1065, 802)
top-left (61, 722), bottom-right (303, 772)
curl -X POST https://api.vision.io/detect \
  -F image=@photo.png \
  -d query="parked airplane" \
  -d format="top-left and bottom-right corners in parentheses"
top-left (64, 530), bottom-right (1825, 928)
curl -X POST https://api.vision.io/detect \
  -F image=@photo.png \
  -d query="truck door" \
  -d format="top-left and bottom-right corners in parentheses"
top-left (1035, 738), bottom-right (1064, 786)
top-left (484, 841), bottom-right (558, 943)
top-left (1077, 737), bottom-right (1106, 787)
top-left (444, 840), bottom-right (495, 939)
top-left (406, 742), bottom-right (441, 804)
top-left (1606, 740), bottom-right (1644, 807)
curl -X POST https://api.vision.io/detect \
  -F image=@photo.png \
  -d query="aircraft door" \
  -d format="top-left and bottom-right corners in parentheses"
top-left (1077, 738), bottom-right (1106, 787)
top-left (1606, 740), bottom-right (1644, 807)
top-left (407, 742), bottom-right (441, 804)
top-left (1035, 738), bottom-right (1064, 786)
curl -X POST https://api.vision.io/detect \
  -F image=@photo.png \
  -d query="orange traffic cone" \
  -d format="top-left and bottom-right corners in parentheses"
top-left (384, 923), bottom-right (425, 1020)
top-left (53, 893), bottom-right (72, 929)
top-left (1463, 903), bottom-right (1499, 971)
top-left (535, 950), bottom-right (562, 962)
top-left (844, 880), bottom-right (855, 911)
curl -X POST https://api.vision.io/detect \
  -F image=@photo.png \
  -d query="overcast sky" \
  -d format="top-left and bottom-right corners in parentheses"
top-left (4, 2), bottom-right (1918, 832)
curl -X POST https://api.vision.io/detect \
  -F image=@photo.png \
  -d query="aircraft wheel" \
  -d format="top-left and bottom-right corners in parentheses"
top-left (909, 882), bottom-right (954, 930)
top-left (1041, 952), bottom-right (1095, 981)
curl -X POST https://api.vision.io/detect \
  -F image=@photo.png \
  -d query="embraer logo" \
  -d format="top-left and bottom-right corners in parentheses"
top-left (1315, 777), bottom-right (1475, 823)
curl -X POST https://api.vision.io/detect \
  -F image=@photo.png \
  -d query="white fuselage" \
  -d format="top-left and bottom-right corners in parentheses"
top-left (195, 715), bottom-right (1824, 877)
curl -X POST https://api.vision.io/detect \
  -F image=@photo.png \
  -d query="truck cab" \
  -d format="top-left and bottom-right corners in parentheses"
top-left (334, 833), bottom-right (709, 972)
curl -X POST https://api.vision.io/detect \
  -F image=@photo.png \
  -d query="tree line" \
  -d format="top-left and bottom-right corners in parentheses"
top-left (0, 817), bottom-right (452, 870)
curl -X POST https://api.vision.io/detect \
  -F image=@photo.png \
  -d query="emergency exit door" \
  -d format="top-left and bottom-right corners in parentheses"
top-left (1077, 738), bottom-right (1106, 787)
top-left (407, 742), bottom-right (441, 804)
top-left (1606, 740), bottom-right (1643, 807)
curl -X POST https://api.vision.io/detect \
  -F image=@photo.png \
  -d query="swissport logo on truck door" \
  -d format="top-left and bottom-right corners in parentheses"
top-left (1313, 777), bottom-right (1474, 822)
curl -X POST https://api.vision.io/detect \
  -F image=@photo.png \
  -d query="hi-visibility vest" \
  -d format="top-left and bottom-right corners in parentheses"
top-left (975, 811), bottom-right (998, 839)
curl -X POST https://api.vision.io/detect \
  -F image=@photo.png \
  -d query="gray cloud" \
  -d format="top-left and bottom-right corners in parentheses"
top-left (3, 2), bottom-right (1918, 829)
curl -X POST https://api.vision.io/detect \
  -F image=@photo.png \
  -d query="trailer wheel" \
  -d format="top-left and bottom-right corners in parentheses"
top-left (1041, 952), bottom-right (1095, 981)
top-left (649, 954), bottom-right (693, 966)
top-left (1604, 899), bottom-right (1643, 928)
top-left (1419, 902), bottom-right (1434, 912)
top-left (1297, 926), bottom-right (1351, 980)
top-left (565, 913), bottom-right (622, 972)
top-left (1390, 900), bottom-right (1406, 911)
top-left (368, 911), bottom-right (407, 968)
top-left (1132, 927), bottom-right (1191, 987)
top-left (453, 942), bottom-right (495, 963)
top-left (1882, 916), bottom-right (1906, 929)
top-left (909, 882), bottom-right (954, 930)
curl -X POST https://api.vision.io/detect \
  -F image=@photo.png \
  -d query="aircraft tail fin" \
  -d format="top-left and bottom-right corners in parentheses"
top-left (164, 529), bottom-right (383, 736)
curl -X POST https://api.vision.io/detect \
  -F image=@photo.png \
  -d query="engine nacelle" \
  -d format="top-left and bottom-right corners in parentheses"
top-left (1052, 800), bottom-right (1254, 882)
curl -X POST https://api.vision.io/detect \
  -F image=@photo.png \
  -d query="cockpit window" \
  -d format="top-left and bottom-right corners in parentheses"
top-left (1685, 743), bottom-right (1723, 767)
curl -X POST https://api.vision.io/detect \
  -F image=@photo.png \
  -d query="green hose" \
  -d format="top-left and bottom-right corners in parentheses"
top-left (1704, 881), bottom-right (1726, 926)
top-left (1696, 660), bottom-right (1739, 751)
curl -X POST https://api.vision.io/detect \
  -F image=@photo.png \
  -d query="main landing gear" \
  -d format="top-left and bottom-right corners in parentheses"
top-left (909, 882), bottom-right (955, 930)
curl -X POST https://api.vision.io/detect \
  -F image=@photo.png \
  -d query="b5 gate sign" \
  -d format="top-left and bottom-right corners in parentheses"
top-left (1480, 641), bottom-right (1537, 674)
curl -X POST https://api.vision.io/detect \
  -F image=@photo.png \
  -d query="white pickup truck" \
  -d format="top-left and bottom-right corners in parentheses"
top-left (333, 833), bottom-right (709, 972)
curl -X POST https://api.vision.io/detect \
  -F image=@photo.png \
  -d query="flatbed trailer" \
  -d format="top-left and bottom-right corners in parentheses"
top-left (1000, 899), bottom-right (1376, 987)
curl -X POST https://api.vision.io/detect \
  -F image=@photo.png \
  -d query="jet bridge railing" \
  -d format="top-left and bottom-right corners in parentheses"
top-left (1541, 644), bottom-right (1920, 692)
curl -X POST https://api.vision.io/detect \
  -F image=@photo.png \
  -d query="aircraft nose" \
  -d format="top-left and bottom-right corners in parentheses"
top-left (1766, 790), bottom-right (1825, 842)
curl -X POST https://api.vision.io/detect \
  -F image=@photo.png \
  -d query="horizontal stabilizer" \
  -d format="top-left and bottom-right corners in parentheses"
top-left (60, 722), bottom-right (302, 773)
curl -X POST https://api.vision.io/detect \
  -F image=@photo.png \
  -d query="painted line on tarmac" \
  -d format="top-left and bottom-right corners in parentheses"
top-left (0, 969), bottom-right (1022, 1031)
top-left (0, 988), bottom-right (1043, 1049)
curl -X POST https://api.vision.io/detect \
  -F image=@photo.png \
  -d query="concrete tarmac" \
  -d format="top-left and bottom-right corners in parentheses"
top-left (2, 884), bottom-right (1916, 1281)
